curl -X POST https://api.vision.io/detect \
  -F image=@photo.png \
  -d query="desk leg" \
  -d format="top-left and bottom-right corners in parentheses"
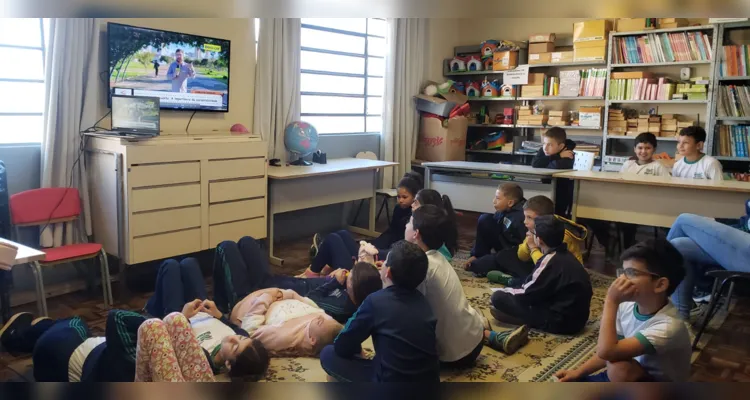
top-left (570, 179), bottom-right (580, 223)
top-left (347, 171), bottom-right (380, 238)
top-left (424, 167), bottom-right (432, 189)
top-left (268, 205), bottom-right (283, 267)
top-left (0, 270), bottom-right (11, 323)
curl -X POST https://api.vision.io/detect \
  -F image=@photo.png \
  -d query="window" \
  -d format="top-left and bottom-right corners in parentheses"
top-left (254, 18), bottom-right (259, 58)
top-left (0, 18), bottom-right (49, 144)
top-left (300, 18), bottom-right (387, 134)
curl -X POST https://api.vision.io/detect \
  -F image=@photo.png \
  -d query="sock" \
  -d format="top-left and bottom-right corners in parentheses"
top-left (487, 271), bottom-right (513, 286)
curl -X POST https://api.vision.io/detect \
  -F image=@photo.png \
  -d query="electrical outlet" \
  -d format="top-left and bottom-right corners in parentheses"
top-left (680, 67), bottom-right (691, 81)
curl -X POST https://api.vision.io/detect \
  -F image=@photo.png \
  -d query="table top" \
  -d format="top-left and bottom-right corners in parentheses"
top-left (268, 158), bottom-right (397, 180)
top-left (554, 171), bottom-right (750, 193)
top-left (422, 161), bottom-right (568, 177)
top-left (0, 238), bottom-right (45, 265)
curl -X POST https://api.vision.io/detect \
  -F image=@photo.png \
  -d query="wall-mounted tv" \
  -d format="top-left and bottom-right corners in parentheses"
top-left (107, 22), bottom-right (231, 112)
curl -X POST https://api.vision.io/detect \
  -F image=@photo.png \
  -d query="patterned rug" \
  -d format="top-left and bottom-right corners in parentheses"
top-left (260, 250), bottom-right (732, 382)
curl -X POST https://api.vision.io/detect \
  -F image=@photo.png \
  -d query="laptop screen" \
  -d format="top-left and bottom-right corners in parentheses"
top-left (111, 95), bottom-right (161, 135)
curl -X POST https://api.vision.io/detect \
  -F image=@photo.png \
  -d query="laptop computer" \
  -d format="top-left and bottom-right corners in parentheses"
top-left (101, 95), bottom-right (161, 137)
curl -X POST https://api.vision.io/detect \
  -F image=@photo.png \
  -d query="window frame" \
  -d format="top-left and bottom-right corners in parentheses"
top-left (0, 18), bottom-right (47, 144)
top-left (300, 18), bottom-right (386, 135)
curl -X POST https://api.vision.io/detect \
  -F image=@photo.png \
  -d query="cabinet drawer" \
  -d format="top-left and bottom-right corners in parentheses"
top-left (209, 218), bottom-right (266, 247)
top-left (129, 162), bottom-right (200, 188)
top-left (131, 183), bottom-right (201, 212)
top-left (209, 178), bottom-right (265, 203)
top-left (132, 228), bottom-right (202, 263)
top-left (206, 158), bottom-right (266, 181)
top-left (131, 206), bottom-right (201, 237)
top-left (209, 199), bottom-right (265, 225)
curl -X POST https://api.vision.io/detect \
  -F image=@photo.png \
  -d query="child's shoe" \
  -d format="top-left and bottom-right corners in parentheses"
top-left (485, 325), bottom-right (529, 355)
top-left (487, 270), bottom-right (513, 286)
top-left (308, 233), bottom-right (323, 260)
top-left (0, 312), bottom-right (33, 351)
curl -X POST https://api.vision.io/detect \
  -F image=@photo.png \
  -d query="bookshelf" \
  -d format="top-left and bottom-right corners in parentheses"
top-left (709, 20), bottom-right (750, 162)
top-left (602, 24), bottom-right (719, 167)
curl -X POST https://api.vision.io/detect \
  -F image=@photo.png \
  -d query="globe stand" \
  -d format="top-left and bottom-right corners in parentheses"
top-left (289, 156), bottom-right (312, 166)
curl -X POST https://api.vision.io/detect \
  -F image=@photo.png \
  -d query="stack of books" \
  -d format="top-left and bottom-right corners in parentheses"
top-left (717, 125), bottom-right (750, 158)
top-left (612, 31), bottom-right (713, 64)
top-left (609, 71), bottom-right (684, 101)
top-left (575, 141), bottom-right (601, 158)
top-left (517, 141), bottom-right (542, 155)
top-left (516, 106), bottom-right (548, 126)
top-left (717, 85), bottom-right (750, 116)
top-left (675, 78), bottom-right (708, 101)
top-left (547, 110), bottom-right (569, 126)
top-left (578, 68), bottom-right (607, 97)
top-left (660, 114), bottom-right (678, 137)
top-left (721, 45), bottom-right (750, 77)
top-left (608, 109), bottom-right (626, 135)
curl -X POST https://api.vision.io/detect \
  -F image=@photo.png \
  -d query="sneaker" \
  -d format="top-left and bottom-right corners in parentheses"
top-left (30, 317), bottom-right (51, 326)
top-left (486, 325), bottom-right (530, 355)
top-left (308, 233), bottom-right (323, 260)
top-left (692, 290), bottom-right (712, 304)
top-left (0, 312), bottom-right (33, 349)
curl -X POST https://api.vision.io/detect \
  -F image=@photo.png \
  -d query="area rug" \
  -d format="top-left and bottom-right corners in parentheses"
top-left (260, 250), bottom-right (733, 382)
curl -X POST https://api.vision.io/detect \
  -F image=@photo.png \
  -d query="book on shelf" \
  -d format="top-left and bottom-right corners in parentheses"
top-left (608, 77), bottom-right (678, 101)
top-left (721, 45), bottom-right (750, 77)
top-left (559, 70), bottom-right (581, 97)
top-left (717, 125), bottom-right (750, 158)
top-left (717, 85), bottom-right (750, 117)
top-left (612, 31), bottom-right (712, 64)
top-left (579, 68), bottom-right (607, 97)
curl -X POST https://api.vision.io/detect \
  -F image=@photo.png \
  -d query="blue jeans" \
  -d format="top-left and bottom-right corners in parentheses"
top-left (146, 258), bottom-right (207, 319)
top-left (471, 213), bottom-right (504, 258)
top-left (319, 345), bottom-right (374, 382)
top-left (311, 230), bottom-right (388, 273)
top-left (668, 214), bottom-right (750, 319)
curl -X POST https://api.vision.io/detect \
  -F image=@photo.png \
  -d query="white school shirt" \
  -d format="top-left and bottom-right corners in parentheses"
top-left (671, 155), bottom-right (724, 180)
top-left (616, 301), bottom-right (691, 382)
top-left (416, 250), bottom-right (484, 362)
top-left (619, 160), bottom-right (670, 176)
top-left (68, 337), bottom-right (106, 382)
top-left (190, 312), bottom-right (236, 355)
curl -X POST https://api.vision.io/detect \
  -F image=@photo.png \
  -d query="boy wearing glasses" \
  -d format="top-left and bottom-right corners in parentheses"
top-left (555, 239), bottom-right (691, 382)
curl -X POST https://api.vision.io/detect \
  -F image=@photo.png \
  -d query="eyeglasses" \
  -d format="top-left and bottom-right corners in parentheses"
top-left (616, 268), bottom-right (661, 280)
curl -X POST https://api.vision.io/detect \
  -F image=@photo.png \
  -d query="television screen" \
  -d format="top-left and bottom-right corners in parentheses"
top-left (107, 22), bottom-right (231, 112)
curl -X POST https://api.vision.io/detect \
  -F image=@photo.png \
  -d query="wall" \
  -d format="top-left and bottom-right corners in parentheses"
top-left (427, 19), bottom-right (463, 82)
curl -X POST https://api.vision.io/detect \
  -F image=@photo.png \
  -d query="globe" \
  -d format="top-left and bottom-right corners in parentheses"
top-left (284, 121), bottom-right (319, 166)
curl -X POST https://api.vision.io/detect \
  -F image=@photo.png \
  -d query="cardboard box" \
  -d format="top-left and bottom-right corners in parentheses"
top-left (413, 92), bottom-right (468, 118)
top-left (574, 39), bottom-right (608, 49)
top-left (616, 18), bottom-right (649, 32)
top-left (493, 50), bottom-right (519, 71)
top-left (529, 42), bottom-right (556, 54)
top-left (551, 51), bottom-right (574, 63)
top-left (574, 46), bottom-right (606, 61)
top-left (528, 73), bottom-right (547, 86)
top-left (573, 20), bottom-right (613, 42)
top-left (529, 53), bottom-right (553, 64)
top-left (579, 106), bottom-right (602, 127)
top-left (529, 33), bottom-right (556, 43)
top-left (549, 110), bottom-right (569, 117)
top-left (416, 116), bottom-right (468, 162)
top-left (658, 18), bottom-right (688, 28)
top-left (521, 85), bottom-right (545, 97)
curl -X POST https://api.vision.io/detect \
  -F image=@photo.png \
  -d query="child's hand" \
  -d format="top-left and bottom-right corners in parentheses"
top-left (331, 269), bottom-right (348, 285)
top-left (464, 256), bottom-right (476, 270)
top-left (181, 299), bottom-right (204, 319)
top-left (606, 275), bottom-right (638, 304)
top-left (554, 369), bottom-right (581, 382)
top-left (526, 231), bottom-right (539, 250)
top-left (560, 150), bottom-right (574, 159)
top-left (201, 300), bottom-right (223, 319)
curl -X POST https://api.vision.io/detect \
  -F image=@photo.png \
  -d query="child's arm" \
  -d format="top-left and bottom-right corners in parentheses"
top-left (531, 148), bottom-right (555, 168)
top-left (517, 236), bottom-right (544, 263)
top-left (333, 297), bottom-right (376, 358)
top-left (597, 277), bottom-right (647, 362)
top-left (555, 353), bottom-right (608, 382)
top-left (705, 159), bottom-right (724, 181)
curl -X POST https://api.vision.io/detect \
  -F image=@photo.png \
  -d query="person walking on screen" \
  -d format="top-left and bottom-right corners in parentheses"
top-left (167, 49), bottom-right (195, 93)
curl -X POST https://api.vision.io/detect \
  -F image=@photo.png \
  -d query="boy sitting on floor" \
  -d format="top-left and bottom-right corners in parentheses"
top-left (486, 195), bottom-right (587, 286)
top-left (672, 126), bottom-right (723, 180)
top-left (466, 183), bottom-right (527, 274)
top-left (531, 127), bottom-right (576, 217)
top-left (555, 239), bottom-right (690, 382)
top-left (320, 241), bottom-right (440, 382)
top-left (490, 215), bottom-right (593, 335)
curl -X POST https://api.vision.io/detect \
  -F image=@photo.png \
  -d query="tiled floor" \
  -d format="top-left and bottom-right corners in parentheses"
top-left (0, 210), bottom-right (747, 381)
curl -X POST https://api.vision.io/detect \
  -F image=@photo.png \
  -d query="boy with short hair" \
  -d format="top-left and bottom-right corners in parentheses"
top-left (620, 132), bottom-right (670, 176)
top-left (490, 215), bottom-right (593, 335)
top-left (466, 183), bottom-right (527, 273)
top-left (319, 241), bottom-right (439, 382)
top-left (555, 239), bottom-right (691, 382)
top-left (487, 195), bottom-right (587, 287)
top-left (672, 126), bottom-right (723, 180)
top-left (532, 127), bottom-right (577, 217)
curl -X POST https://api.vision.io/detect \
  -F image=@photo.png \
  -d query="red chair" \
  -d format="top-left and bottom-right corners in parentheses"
top-left (9, 188), bottom-right (112, 316)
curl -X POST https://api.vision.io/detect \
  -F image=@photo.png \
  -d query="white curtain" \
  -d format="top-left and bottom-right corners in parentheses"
top-left (40, 18), bottom-right (100, 247)
top-left (381, 18), bottom-right (429, 189)
top-left (253, 18), bottom-right (301, 161)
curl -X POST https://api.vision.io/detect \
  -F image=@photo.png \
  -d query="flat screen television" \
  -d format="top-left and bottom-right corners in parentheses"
top-left (107, 22), bottom-right (231, 112)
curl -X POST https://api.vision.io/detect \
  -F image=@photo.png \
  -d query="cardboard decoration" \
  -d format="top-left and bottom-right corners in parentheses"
top-left (416, 116), bottom-right (468, 162)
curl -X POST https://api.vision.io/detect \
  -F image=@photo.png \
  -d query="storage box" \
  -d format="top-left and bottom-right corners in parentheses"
top-left (658, 18), bottom-right (688, 28)
top-left (416, 116), bottom-right (468, 162)
top-left (529, 33), bottom-right (556, 43)
top-left (518, 109), bottom-right (533, 116)
top-left (551, 51), bottom-right (574, 63)
top-left (574, 39), bottom-right (608, 49)
top-left (574, 46), bottom-right (607, 61)
top-left (527, 73), bottom-right (547, 86)
top-left (529, 53), bottom-right (553, 64)
top-left (413, 92), bottom-right (468, 118)
top-left (579, 106), bottom-right (602, 127)
top-left (521, 86), bottom-right (545, 97)
top-left (573, 20), bottom-right (613, 42)
top-left (529, 42), bottom-right (556, 54)
top-left (493, 50), bottom-right (519, 71)
top-left (616, 18), bottom-right (650, 32)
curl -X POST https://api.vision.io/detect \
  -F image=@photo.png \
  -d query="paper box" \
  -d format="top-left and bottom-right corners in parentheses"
top-left (574, 39), bottom-right (608, 49)
top-left (574, 46), bottom-right (607, 61)
top-left (658, 18), bottom-right (688, 28)
top-left (529, 33), bottom-right (556, 43)
top-left (573, 20), bottom-right (613, 42)
top-left (529, 53), bottom-right (552, 65)
top-left (493, 50), bottom-right (519, 71)
top-left (529, 42), bottom-right (555, 54)
top-left (413, 91), bottom-right (468, 118)
top-left (416, 116), bottom-right (468, 162)
top-left (551, 51), bottom-right (574, 63)
top-left (616, 18), bottom-right (649, 32)
top-left (528, 73), bottom-right (547, 86)
top-left (579, 106), bottom-right (602, 127)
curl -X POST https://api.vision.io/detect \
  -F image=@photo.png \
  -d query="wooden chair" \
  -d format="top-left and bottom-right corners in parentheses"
top-left (9, 188), bottom-right (112, 316)
top-left (692, 269), bottom-right (750, 349)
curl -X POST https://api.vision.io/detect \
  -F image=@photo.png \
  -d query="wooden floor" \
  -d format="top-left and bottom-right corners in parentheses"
top-left (1, 210), bottom-right (748, 381)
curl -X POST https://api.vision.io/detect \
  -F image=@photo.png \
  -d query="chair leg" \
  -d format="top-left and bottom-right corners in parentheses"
top-left (385, 197), bottom-right (392, 224)
top-left (376, 196), bottom-right (389, 223)
top-left (692, 277), bottom-right (732, 349)
top-left (99, 250), bottom-right (112, 309)
top-left (351, 199), bottom-right (365, 226)
top-left (29, 261), bottom-right (48, 317)
top-left (726, 281), bottom-right (735, 311)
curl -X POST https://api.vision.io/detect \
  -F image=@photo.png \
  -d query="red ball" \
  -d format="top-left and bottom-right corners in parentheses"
top-left (230, 123), bottom-right (249, 134)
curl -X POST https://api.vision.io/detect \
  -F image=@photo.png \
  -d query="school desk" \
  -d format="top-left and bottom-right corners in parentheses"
top-left (421, 161), bottom-right (570, 213)
top-left (554, 171), bottom-right (750, 227)
top-left (0, 237), bottom-right (46, 321)
top-left (267, 158), bottom-right (397, 266)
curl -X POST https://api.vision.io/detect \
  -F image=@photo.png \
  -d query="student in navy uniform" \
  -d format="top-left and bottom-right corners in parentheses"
top-left (466, 183), bottom-right (527, 276)
top-left (531, 127), bottom-right (576, 217)
top-left (212, 236), bottom-right (382, 323)
top-left (319, 241), bottom-right (439, 382)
